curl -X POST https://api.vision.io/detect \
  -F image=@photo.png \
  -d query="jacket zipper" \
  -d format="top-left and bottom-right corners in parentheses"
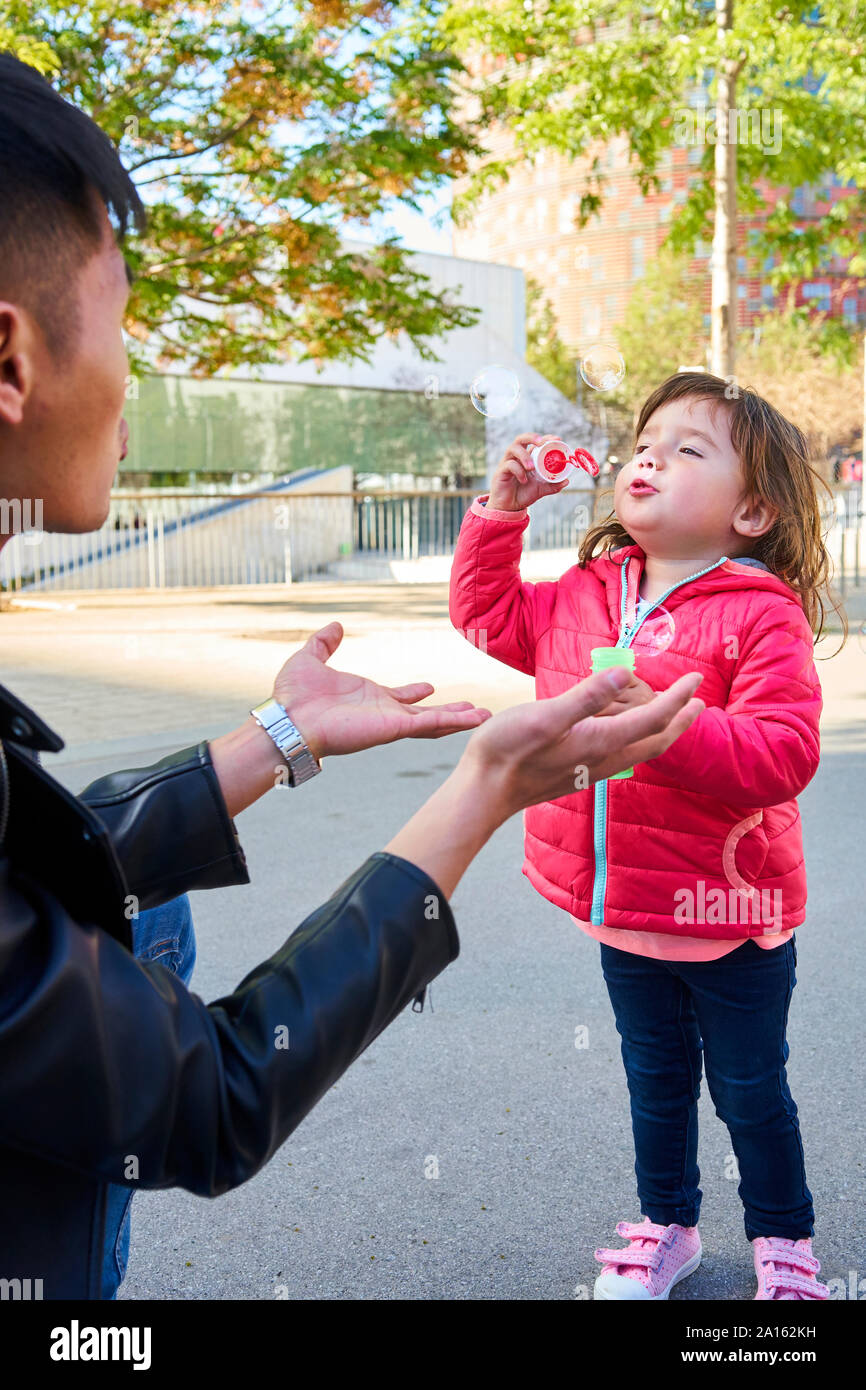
top-left (589, 554), bottom-right (729, 926)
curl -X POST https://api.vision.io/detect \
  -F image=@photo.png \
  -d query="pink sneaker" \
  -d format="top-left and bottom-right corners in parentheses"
top-left (752, 1237), bottom-right (830, 1300)
top-left (594, 1218), bottom-right (702, 1300)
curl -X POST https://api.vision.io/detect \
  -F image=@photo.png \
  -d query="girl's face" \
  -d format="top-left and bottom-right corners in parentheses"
top-left (614, 395), bottom-right (750, 560)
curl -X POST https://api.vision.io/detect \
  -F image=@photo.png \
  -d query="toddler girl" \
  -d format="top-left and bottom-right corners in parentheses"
top-left (449, 371), bottom-right (844, 1300)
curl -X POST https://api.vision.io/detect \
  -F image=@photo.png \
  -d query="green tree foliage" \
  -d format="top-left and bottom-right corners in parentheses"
top-left (614, 249), bottom-right (708, 407)
top-left (612, 251), bottom-right (861, 463)
top-left (734, 303), bottom-right (862, 465)
top-left (1, 0), bottom-right (482, 372)
top-left (524, 275), bottom-right (577, 398)
top-left (0, 12), bottom-right (55, 69)
top-left (443, 1), bottom-right (866, 313)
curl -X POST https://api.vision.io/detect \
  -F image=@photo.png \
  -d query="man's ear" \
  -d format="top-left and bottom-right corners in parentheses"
top-left (0, 302), bottom-right (32, 427)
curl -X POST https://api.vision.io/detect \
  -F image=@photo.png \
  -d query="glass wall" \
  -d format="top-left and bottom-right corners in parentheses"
top-left (120, 375), bottom-right (487, 486)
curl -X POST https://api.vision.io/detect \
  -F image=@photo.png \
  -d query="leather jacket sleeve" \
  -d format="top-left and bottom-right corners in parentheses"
top-left (0, 850), bottom-right (457, 1195)
top-left (78, 741), bottom-right (250, 910)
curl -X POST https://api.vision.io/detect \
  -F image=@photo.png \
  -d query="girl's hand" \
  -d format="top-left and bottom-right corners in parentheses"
top-left (487, 433), bottom-right (572, 511)
top-left (593, 674), bottom-right (656, 716)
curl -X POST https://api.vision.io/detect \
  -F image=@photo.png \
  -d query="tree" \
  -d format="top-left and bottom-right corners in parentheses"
top-left (525, 275), bottom-right (578, 398)
top-left (0, 17), bottom-right (54, 69)
top-left (734, 306), bottom-right (862, 471)
top-left (443, 0), bottom-right (866, 374)
top-left (614, 247), bottom-right (862, 470)
top-left (1, 0), bottom-right (482, 373)
top-left (612, 249), bottom-right (708, 407)
top-left (711, 0), bottom-right (738, 377)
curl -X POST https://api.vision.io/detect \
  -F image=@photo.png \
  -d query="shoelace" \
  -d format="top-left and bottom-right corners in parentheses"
top-left (757, 1242), bottom-right (831, 1300)
top-left (594, 1220), bottom-right (673, 1274)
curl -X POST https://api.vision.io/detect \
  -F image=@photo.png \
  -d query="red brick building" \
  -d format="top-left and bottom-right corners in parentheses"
top-left (452, 128), bottom-right (865, 350)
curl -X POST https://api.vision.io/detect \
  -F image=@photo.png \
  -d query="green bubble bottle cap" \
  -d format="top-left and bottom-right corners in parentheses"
top-left (590, 647), bottom-right (635, 672)
top-left (590, 646), bottom-right (635, 779)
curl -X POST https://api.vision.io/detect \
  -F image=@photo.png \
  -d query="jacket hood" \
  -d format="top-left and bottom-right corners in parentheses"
top-left (596, 543), bottom-right (804, 630)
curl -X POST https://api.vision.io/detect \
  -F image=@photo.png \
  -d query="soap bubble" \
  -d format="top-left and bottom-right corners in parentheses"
top-left (469, 364), bottom-right (521, 418)
top-left (579, 343), bottom-right (626, 392)
top-left (627, 604), bottom-right (676, 658)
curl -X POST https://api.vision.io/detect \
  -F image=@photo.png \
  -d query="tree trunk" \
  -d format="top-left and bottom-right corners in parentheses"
top-left (711, 0), bottom-right (738, 379)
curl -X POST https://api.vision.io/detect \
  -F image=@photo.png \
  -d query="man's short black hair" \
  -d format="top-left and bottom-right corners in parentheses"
top-left (0, 52), bottom-right (146, 359)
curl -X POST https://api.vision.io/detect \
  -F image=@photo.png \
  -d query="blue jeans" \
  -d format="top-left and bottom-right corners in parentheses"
top-left (100, 895), bottom-right (197, 1299)
top-left (599, 935), bottom-right (814, 1241)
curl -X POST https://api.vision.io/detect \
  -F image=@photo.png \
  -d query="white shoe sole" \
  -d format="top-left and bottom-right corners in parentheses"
top-left (594, 1245), bottom-right (703, 1300)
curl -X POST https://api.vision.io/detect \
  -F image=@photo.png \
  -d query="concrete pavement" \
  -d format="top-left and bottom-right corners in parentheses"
top-left (2, 581), bottom-right (864, 1301)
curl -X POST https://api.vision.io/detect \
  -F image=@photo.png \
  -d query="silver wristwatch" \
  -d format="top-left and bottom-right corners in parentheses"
top-left (249, 698), bottom-right (321, 787)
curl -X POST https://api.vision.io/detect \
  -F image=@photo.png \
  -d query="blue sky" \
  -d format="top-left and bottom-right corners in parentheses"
top-left (353, 186), bottom-right (453, 254)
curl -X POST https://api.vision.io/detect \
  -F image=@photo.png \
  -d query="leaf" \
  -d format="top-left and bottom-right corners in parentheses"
top-left (442, 0), bottom-right (866, 363)
top-left (5, 0), bottom-right (482, 370)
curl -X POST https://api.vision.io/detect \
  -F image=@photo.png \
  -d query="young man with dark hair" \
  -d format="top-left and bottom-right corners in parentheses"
top-left (0, 52), bottom-right (703, 1299)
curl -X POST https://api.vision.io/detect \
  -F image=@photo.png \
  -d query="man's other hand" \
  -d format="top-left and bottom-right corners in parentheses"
top-left (272, 622), bottom-right (492, 760)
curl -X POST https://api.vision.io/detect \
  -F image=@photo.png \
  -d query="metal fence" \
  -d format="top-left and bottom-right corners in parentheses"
top-left (834, 484), bottom-right (863, 593)
top-left (1, 484), bottom-right (861, 593)
top-left (0, 487), bottom-right (602, 592)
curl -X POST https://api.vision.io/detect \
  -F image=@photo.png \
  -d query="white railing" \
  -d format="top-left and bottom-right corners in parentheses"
top-left (833, 485), bottom-right (864, 594)
top-left (2, 484), bottom-right (858, 594)
top-left (0, 487), bottom-right (601, 591)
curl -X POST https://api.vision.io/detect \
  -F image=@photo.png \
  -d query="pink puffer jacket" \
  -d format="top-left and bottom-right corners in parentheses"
top-left (449, 496), bottom-right (823, 939)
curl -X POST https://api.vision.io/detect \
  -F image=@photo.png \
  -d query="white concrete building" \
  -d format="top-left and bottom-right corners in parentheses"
top-left (204, 245), bottom-right (607, 486)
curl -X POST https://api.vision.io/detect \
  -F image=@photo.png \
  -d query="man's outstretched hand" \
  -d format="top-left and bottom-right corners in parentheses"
top-left (272, 621), bottom-right (492, 760)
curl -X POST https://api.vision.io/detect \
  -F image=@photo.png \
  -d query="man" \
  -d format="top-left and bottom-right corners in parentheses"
top-left (0, 52), bottom-right (704, 1298)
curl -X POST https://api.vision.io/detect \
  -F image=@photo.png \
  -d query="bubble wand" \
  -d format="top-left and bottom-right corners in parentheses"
top-left (528, 438), bottom-right (599, 483)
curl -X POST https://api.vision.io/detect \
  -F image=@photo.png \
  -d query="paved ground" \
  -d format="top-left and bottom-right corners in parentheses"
top-left (3, 580), bottom-right (864, 1301)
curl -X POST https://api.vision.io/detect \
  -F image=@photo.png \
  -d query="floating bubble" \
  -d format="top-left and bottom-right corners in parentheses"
top-left (627, 604), bottom-right (676, 658)
top-left (579, 343), bottom-right (626, 393)
top-left (469, 364), bottom-right (521, 418)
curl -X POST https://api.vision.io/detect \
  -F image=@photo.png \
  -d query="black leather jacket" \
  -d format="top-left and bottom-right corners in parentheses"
top-left (0, 681), bottom-right (458, 1298)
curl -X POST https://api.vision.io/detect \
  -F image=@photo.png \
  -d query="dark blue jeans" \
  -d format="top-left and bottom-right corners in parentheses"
top-left (100, 895), bottom-right (197, 1299)
top-left (599, 935), bottom-right (814, 1242)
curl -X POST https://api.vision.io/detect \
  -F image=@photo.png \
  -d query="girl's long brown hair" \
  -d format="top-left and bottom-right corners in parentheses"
top-left (578, 371), bottom-right (848, 649)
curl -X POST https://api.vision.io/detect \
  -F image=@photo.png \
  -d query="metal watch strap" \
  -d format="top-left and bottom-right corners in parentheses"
top-left (249, 698), bottom-right (321, 787)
